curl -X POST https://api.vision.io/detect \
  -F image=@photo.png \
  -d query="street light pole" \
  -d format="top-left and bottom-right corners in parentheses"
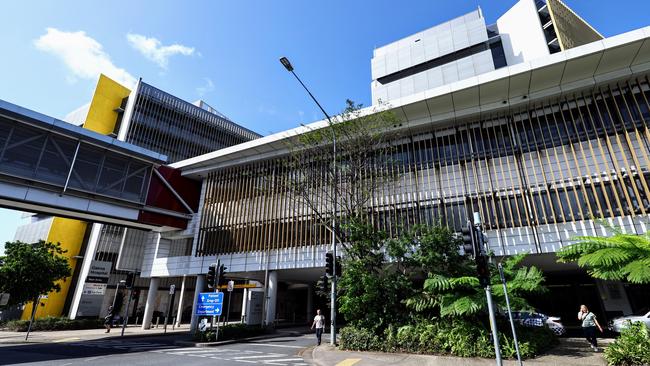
top-left (280, 57), bottom-right (338, 345)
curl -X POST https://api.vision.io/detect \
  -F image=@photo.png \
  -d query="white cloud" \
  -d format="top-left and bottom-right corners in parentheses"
top-left (258, 104), bottom-right (278, 116)
top-left (196, 78), bottom-right (214, 96)
top-left (34, 28), bottom-right (136, 88)
top-left (127, 33), bottom-right (195, 69)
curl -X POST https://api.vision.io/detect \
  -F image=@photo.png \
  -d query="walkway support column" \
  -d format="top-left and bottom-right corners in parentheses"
top-left (190, 274), bottom-right (206, 332)
top-left (141, 277), bottom-right (160, 330)
top-left (265, 271), bottom-right (278, 327)
top-left (307, 284), bottom-right (314, 324)
top-left (175, 275), bottom-right (186, 327)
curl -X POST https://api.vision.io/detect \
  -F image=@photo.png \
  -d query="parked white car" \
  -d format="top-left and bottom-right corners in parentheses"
top-left (609, 309), bottom-right (650, 333)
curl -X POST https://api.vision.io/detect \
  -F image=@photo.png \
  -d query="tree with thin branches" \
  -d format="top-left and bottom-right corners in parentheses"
top-left (284, 99), bottom-right (401, 258)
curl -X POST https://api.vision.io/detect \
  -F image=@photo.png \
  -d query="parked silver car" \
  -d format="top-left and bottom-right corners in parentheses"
top-left (609, 308), bottom-right (650, 333)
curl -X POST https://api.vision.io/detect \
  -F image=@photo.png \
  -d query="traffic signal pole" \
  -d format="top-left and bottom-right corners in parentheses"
top-left (473, 213), bottom-right (502, 366)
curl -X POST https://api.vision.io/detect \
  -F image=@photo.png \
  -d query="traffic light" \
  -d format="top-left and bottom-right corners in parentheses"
top-left (320, 275), bottom-right (329, 292)
top-left (325, 252), bottom-right (334, 276)
top-left (125, 272), bottom-right (135, 289)
top-left (335, 256), bottom-right (342, 277)
top-left (461, 224), bottom-right (476, 257)
top-left (217, 264), bottom-right (227, 286)
top-left (475, 255), bottom-right (491, 288)
top-left (207, 264), bottom-right (217, 289)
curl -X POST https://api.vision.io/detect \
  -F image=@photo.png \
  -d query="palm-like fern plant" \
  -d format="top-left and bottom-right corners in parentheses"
top-left (406, 254), bottom-right (546, 317)
top-left (557, 222), bottom-right (650, 284)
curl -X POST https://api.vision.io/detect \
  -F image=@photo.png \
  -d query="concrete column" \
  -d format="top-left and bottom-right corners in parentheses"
top-left (307, 284), bottom-right (314, 324)
top-left (190, 274), bottom-right (206, 332)
top-left (141, 277), bottom-right (160, 330)
top-left (68, 223), bottom-right (102, 319)
top-left (175, 275), bottom-right (186, 327)
top-left (265, 271), bottom-right (278, 327)
top-left (241, 288), bottom-right (248, 324)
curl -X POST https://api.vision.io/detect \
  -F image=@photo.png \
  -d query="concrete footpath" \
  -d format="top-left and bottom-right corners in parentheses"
top-left (0, 324), bottom-right (192, 344)
top-left (306, 338), bottom-right (611, 366)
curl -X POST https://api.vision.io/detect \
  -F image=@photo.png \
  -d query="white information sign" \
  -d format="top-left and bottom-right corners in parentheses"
top-left (82, 283), bottom-right (107, 296)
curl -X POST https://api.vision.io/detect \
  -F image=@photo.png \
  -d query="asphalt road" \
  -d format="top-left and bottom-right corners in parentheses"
top-left (0, 333), bottom-right (317, 366)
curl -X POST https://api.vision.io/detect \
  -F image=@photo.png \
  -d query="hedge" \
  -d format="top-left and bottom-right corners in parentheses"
top-left (605, 321), bottom-right (650, 366)
top-left (5, 317), bottom-right (103, 331)
top-left (340, 318), bottom-right (558, 360)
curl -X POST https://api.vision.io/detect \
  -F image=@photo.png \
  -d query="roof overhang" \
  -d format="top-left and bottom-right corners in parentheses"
top-left (174, 26), bottom-right (650, 179)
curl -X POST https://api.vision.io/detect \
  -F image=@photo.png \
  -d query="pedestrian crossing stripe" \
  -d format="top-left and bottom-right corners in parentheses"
top-left (154, 347), bottom-right (306, 365)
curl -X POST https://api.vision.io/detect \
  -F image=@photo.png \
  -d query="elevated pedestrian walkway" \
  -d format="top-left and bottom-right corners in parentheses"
top-left (0, 99), bottom-right (199, 231)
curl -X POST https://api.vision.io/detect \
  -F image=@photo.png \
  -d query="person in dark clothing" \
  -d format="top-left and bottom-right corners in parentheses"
top-left (104, 305), bottom-right (114, 333)
top-left (578, 304), bottom-right (603, 351)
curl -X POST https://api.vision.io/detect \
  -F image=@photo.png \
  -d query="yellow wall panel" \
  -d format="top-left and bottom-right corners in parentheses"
top-left (21, 218), bottom-right (88, 319)
top-left (83, 74), bottom-right (131, 134)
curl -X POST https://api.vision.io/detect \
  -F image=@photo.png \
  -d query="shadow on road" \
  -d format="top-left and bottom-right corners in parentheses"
top-left (0, 334), bottom-right (191, 365)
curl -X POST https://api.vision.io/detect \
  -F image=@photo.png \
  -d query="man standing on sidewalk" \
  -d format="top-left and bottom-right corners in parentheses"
top-left (311, 309), bottom-right (325, 346)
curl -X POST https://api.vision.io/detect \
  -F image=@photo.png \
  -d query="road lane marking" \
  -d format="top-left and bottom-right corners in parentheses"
top-left (248, 343), bottom-right (304, 349)
top-left (231, 353), bottom-right (287, 359)
top-left (163, 348), bottom-right (236, 354)
top-left (336, 359), bottom-right (361, 366)
top-left (53, 337), bottom-right (80, 343)
top-left (263, 359), bottom-right (305, 365)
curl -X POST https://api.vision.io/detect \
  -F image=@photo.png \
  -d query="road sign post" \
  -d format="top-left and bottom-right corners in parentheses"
top-left (196, 291), bottom-right (224, 339)
top-left (120, 287), bottom-right (133, 337)
top-left (226, 280), bottom-right (234, 324)
top-left (499, 263), bottom-right (523, 366)
top-left (25, 295), bottom-right (42, 341)
top-left (164, 284), bottom-right (176, 334)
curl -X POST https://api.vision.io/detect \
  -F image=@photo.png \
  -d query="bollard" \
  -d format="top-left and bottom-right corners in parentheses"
top-left (135, 317), bottom-right (139, 326)
top-left (155, 316), bottom-right (160, 328)
top-left (172, 317), bottom-right (176, 330)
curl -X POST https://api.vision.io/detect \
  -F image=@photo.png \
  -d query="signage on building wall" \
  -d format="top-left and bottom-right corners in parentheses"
top-left (86, 261), bottom-right (112, 283)
top-left (77, 260), bottom-right (113, 317)
top-left (82, 283), bottom-right (107, 296)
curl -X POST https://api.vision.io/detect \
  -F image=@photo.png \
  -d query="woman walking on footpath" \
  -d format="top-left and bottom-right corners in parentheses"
top-left (311, 309), bottom-right (325, 346)
top-left (104, 305), bottom-right (114, 333)
top-left (578, 304), bottom-right (603, 351)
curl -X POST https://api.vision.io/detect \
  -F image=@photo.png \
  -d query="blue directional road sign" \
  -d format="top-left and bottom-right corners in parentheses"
top-left (196, 292), bottom-right (224, 316)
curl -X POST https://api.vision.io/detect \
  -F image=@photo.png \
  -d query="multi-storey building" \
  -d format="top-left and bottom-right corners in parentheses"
top-left (8, 0), bottom-right (650, 330)
top-left (12, 74), bottom-right (258, 324)
top-left (161, 0), bottom-right (649, 329)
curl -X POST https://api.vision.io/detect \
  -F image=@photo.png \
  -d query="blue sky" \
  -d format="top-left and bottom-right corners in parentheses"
top-left (1, 0), bottom-right (649, 248)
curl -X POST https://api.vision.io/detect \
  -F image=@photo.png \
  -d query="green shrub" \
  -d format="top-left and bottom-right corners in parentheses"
top-left (605, 321), bottom-right (650, 366)
top-left (340, 326), bottom-right (383, 351)
top-left (340, 318), bottom-right (557, 360)
top-left (193, 323), bottom-right (270, 342)
top-left (5, 317), bottom-right (103, 331)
